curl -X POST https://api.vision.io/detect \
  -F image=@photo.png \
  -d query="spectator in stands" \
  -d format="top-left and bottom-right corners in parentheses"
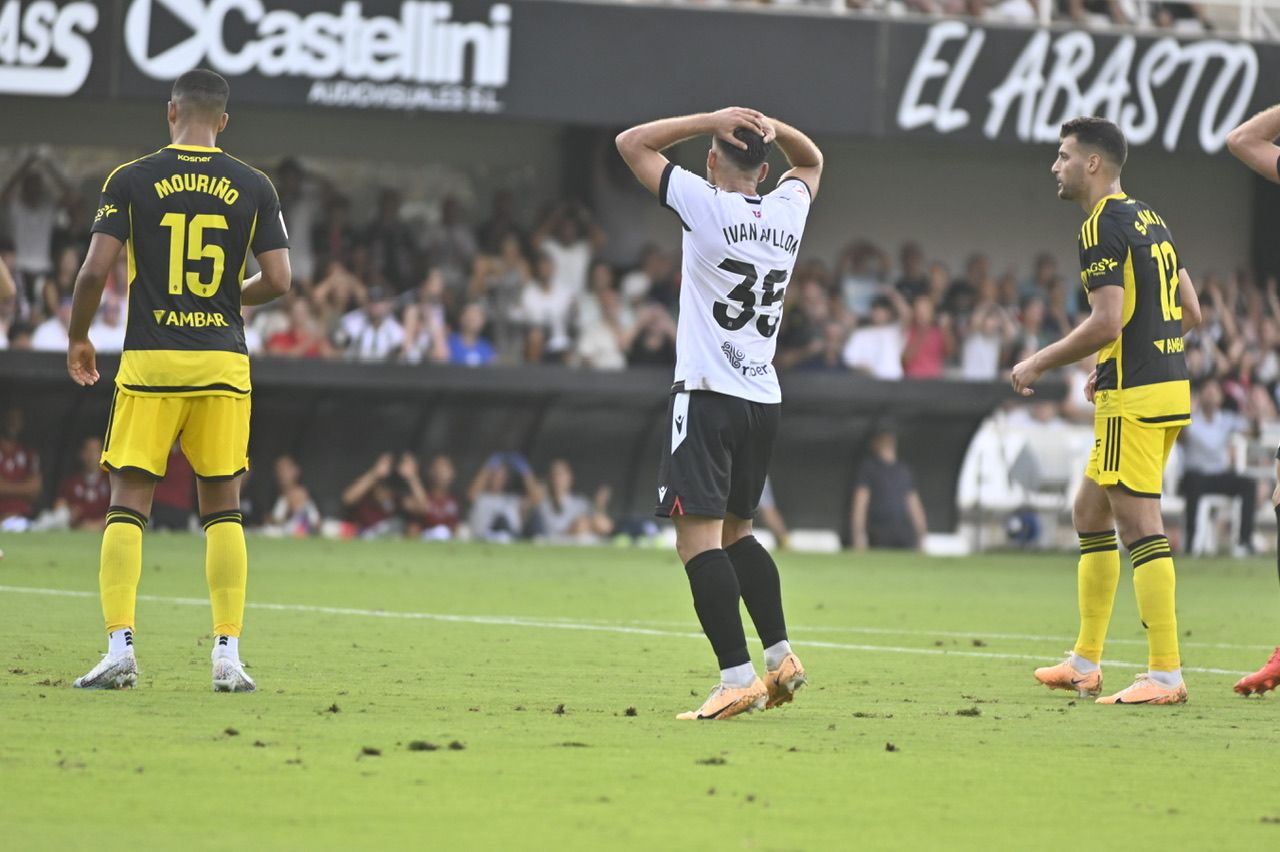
top-left (312, 194), bottom-right (357, 274)
top-left (0, 254), bottom-right (13, 349)
top-left (2, 151), bottom-right (75, 313)
top-left (341, 286), bottom-right (404, 362)
top-left (1061, 0), bottom-right (1132, 25)
top-left (1010, 295), bottom-right (1055, 367)
top-left (88, 291), bottom-right (127, 354)
top-left (275, 157), bottom-right (330, 286)
top-left (960, 293), bottom-right (1016, 381)
top-left (531, 201), bottom-right (606, 305)
top-left (843, 293), bottom-right (905, 380)
top-left (364, 188), bottom-right (418, 292)
top-left (448, 301), bottom-right (497, 366)
top-left (342, 453), bottom-right (404, 538)
top-left (266, 297), bottom-right (337, 359)
top-left (1152, 1), bottom-right (1211, 31)
top-left (470, 231), bottom-right (532, 362)
top-left (521, 251), bottom-right (574, 363)
top-left (39, 245), bottom-right (79, 322)
top-left (422, 195), bottom-right (478, 300)
top-left (620, 244), bottom-right (675, 310)
top-left (837, 240), bottom-right (888, 317)
top-left (850, 427), bottom-right (928, 551)
top-left (576, 266), bottom-right (633, 370)
top-left (467, 452), bottom-right (539, 542)
top-left (902, 294), bottom-right (953, 379)
top-left (943, 253), bottom-right (989, 319)
top-left (54, 436), bottom-right (110, 530)
top-left (894, 242), bottom-right (929, 300)
top-left (1180, 379), bottom-right (1258, 556)
top-left (776, 276), bottom-right (831, 370)
top-left (31, 297), bottom-right (71, 351)
top-left (6, 321), bottom-right (33, 350)
top-left (0, 406), bottom-right (41, 525)
top-left (312, 256), bottom-right (367, 319)
top-left (151, 442), bottom-right (196, 531)
top-left (265, 454), bottom-right (319, 537)
top-left (626, 301), bottom-right (678, 366)
top-left (477, 189), bottom-right (523, 255)
top-left (532, 459), bottom-right (613, 542)
top-left (401, 286), bottom-right (450, 365)
top-left (402, 453), bottom-right (460, 540)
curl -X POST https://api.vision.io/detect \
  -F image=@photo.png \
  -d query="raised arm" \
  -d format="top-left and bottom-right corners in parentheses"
top-left (66, 233), bottom-right (124, 386)
top-left (0, 255), bottom-right (14, 302)
top-left (771, 118), bottom-right (824, 200)
top-left (1226, 104), bottom-right (1280, 183)
top-left (615, 108), bottom-right (773, 196)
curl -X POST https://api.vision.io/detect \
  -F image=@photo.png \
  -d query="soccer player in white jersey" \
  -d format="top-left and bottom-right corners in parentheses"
top-left (617, 108), bottom-right (823, 720)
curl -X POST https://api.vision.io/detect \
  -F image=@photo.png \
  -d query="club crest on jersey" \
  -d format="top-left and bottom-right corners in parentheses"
top-left (752, 210), bottom-right (761, 218)
top-left (720, 341), bottom-right (745, 370)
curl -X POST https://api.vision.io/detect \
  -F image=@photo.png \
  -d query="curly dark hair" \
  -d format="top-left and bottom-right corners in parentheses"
top-left (1060, 116), bottom-right (1127, 171)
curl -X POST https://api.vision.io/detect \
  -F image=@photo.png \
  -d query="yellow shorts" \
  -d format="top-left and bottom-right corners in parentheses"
top-left (101, 391), bottom-right (251, 481)
top-left (1086, 415), bottom-right (1180, 497)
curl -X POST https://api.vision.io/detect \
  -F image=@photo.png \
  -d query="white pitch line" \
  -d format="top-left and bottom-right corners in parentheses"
top-left (0, 585), bottom-right (1251, 677)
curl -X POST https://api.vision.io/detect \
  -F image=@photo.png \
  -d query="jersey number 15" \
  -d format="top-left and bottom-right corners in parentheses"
top-left (160, 213), bottom-right (228, 298)
top-left (714, 259), bottom-right (788, 338)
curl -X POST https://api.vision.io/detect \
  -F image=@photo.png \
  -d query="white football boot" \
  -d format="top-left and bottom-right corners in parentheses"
top-left (212, 646), bottom-right (256, 693)
top-left (74, 650), bottom-right (139, 689)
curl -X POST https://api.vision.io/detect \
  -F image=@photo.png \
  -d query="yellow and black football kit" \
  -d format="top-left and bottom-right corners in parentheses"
top-left (1079, 193), bottom-right (1190, 497)
top-left (91, 144), bottom-right (288, 480)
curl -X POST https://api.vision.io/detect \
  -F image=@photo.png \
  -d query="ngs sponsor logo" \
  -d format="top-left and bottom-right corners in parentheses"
top-left (0, 1), bottom-right (98, 96)
top-left (124, 0), bottom-right (512, 113)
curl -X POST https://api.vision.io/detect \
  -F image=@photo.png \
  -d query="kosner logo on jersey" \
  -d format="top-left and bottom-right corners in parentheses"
top-left (124, 0), bottom-right (511, 113)
top-left (897, 21), bottom-right (1258, 153)
top-left (0, 1), bottom-right (98, 96)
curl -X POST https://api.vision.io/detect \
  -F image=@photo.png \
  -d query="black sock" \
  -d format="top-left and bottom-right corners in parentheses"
top-left (684, 549), bottom-right (750, 670)
top-left (725, 535), bottom-right (788, 648)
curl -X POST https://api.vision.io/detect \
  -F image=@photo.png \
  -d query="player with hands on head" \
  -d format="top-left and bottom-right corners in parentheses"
top-left (617, 107), bottom-right (821, 720)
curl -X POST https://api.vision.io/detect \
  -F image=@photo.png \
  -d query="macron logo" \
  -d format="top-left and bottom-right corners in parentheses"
top-left (658, 486), bottom-right (667, 502)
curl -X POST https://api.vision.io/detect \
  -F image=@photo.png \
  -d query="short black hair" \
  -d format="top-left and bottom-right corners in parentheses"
top-left (1060, 116), bottom-right (1127, 171)
top-left (172, 69), bottom-right (230, 119)
top-left (714, 128), bottom-right (772, 171)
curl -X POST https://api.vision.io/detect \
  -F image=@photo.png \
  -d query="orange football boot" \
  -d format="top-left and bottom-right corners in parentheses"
top-left (1234, 647), bottom-right (1280, 696)
top-left (763, 653), bottom-right (807, 709)
top-left (1096, 673), bottom-right (1187, 705)
top-left (677, 678), bottom-right (768, 721)
top-left (1033, 655), bottom-right (1103, 697)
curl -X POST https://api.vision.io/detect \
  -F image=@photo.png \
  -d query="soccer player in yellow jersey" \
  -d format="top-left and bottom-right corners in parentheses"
top-left (66, 69), bottom-right (291, 691)
top-left (1012, 116), bottom-right (1202, 705)
top-left (1226, 103), bottom-right (1280, 695)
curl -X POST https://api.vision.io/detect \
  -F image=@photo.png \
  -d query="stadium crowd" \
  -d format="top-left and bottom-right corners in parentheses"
top-left (3, 149), bottom-right (1278, 401)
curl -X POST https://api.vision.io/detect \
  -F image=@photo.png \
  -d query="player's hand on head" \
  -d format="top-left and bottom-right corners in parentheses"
top-left (66, 339), bottom-right (98, 387)
top-left (712, 107), bottom-right (770, 149)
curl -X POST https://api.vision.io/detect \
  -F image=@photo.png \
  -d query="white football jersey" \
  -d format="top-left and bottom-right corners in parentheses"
top-left (660, 164), bottom-right (811, 404)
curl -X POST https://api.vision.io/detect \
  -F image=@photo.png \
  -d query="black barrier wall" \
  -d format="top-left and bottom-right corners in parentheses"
top-left (0, 352), bottom-right (1035, 536)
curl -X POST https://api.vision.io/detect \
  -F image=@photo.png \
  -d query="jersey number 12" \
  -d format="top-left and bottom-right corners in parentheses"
top-left (160, 213), bottom-right (228, 298)
top-left (1149, 241), bottom-right (1182, 323)
top-left (714, 259), bottom-right (788, 338)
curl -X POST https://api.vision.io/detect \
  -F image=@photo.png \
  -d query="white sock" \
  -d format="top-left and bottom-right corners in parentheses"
top-left (720, 661), bottom-right (757, 688)
top-left (1148, 668), bottom-right (1182, 688)
top-left (1069, 653), bottom-right (1100, 674)
top-left (107, 629), bottom-right (134, 658)
top-left (764, 640), bottom-right (793, 671)
top-left (214, 635), bottom-right (240, 661)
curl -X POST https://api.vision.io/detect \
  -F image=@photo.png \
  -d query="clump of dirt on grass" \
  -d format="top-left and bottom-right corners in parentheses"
top-left (697, 756), bottom-right (727, 766)
top-left (624, 707), bottom-right (638, 717)
top-left (223, 727), bottom-right (239, 737)
top-left (408, 741), bottom-right (439, 752)
top-left (885, 742), bottom-right (899, 753)
top-left (325, 703), bottom-right (340, 714)
top-left (448, 741), bottom-right (466, 751)
top-left (559, 742), bottom-right (590, 748)
top-left (955, 707), bottom-right (981, 717)
top-left (360, 746), bottom-right (381, 757)
top-left (553, 703), bottom-right (566, 715)
top-left (971, 639), bottom-right (988, 647)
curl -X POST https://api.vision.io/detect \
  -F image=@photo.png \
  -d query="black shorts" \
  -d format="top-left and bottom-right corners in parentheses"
top-left (654, 387), bottom-right (780, 520)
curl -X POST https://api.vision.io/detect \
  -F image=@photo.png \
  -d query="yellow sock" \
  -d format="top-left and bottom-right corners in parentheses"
top-left (101, 506), bottom-right (146, 633)
top-left (1128, 535), bottom-right (1180, 671)
top-left (1073, 530), bottom-right (1120, 664)
top-left (204, 511), bottom-right (247, 638)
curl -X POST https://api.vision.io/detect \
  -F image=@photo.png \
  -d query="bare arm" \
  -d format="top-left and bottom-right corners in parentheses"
top-left (1010, 286), bottom-right (1123, 395)
top-left (615, 108), bottom-right (772, 197)
top-left (771, 118), bottom-right (824, 200)
top-left (851, 486), bottom-right (870, 551)
top-left (0, 255), bottom-right (14, 301)
top-left (1177, 268), bottom-right (1202, 334)
top-left (342, 454), bottom-right (392, 507)
top-left (907, 491), bottom-right (928, 546)
top-left (66, 233), bottom-right (124, 386)
top-left (1226, 103), bottom-right (1280, 183)
top-left (241, 248), bottom-right (291, 307)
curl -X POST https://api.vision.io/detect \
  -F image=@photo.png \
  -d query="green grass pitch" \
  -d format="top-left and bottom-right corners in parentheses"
top-left (3, 532), bottom-right (1280, 850)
